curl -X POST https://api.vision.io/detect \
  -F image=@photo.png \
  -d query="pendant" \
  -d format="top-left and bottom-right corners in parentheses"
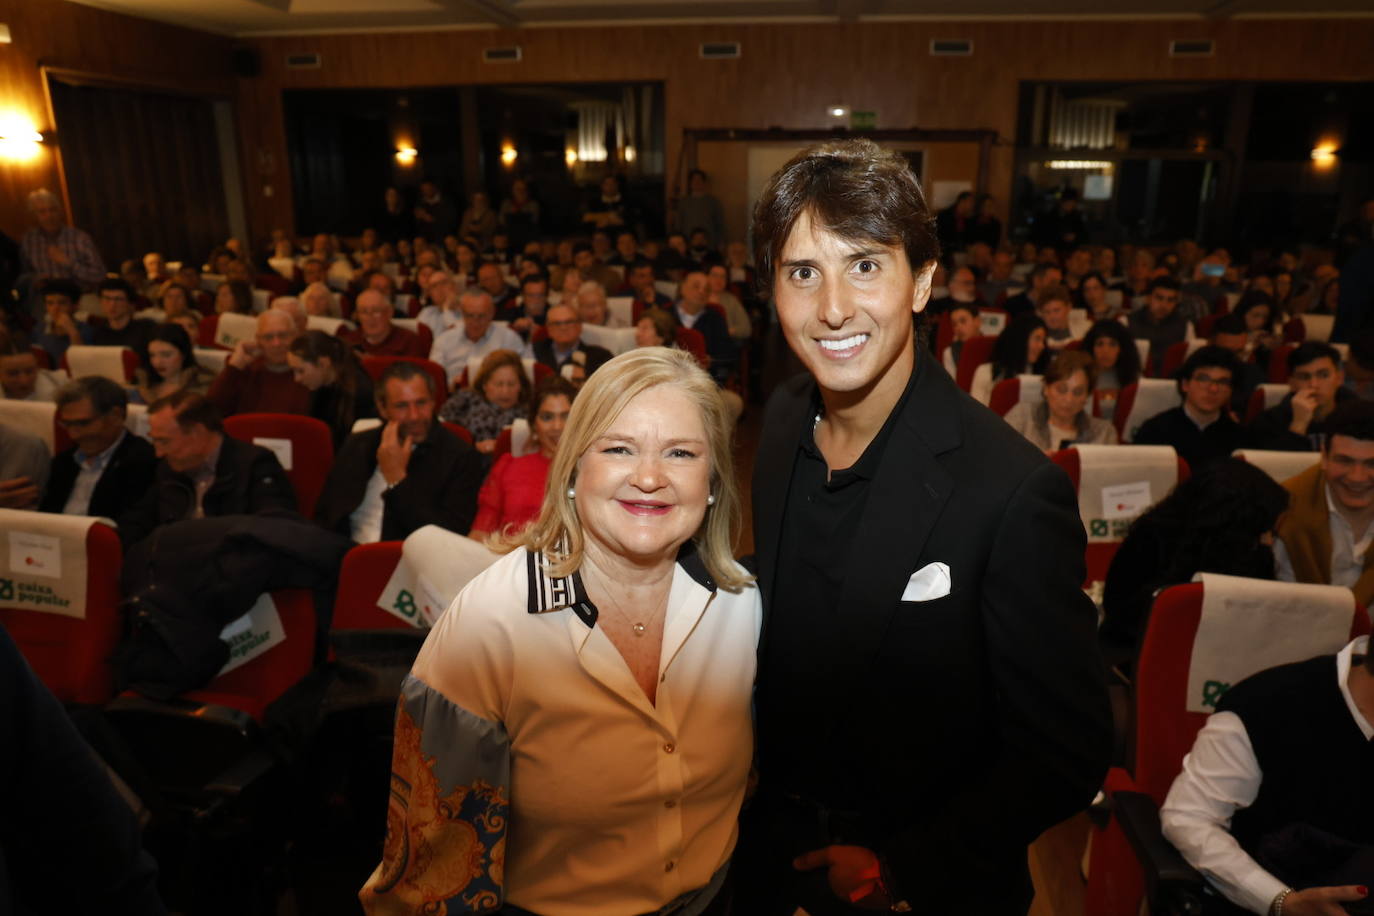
top-left (632, 622), bottom-right (646, 636)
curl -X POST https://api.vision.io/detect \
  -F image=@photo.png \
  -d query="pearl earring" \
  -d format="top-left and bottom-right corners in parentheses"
top-left (567, 487), bottom-right (576, 499)
top-left (706, 494), bottom-right (716, 506)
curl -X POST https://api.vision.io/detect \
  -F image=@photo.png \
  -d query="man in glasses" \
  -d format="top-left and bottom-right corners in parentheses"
top-left (89, 278), bottom-right (155, 352)
top-left (528, 303), bottom-right (611, 382)
top-left (1136, 345), bottom-right (1244, 470)
top-left (40, 376), bottom-right (156, 519)
top-left (428, 289), bottom-right (523, 390)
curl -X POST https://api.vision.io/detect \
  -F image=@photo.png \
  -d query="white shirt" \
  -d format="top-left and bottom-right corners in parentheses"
top-left (62, 429), bottom-right (126, 516)
top-left (1273, 485), bottom-right (1374, 589)
top-left (349, 466), bottom-right (387, 544)
top-left (7, 370), bottom-right (63, 403)
top-left (1160, 636), bottom-right (1373, 914)
top-left (429, 321), bottom-right (524, 386)
top-left (415, 303), bottom-right (462, 340)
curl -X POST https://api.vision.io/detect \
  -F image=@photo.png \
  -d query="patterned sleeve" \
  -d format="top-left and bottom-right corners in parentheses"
top-left (70, 230), bottom-right (107, 288)
top-left (360, 674), bottom-right (510, 914)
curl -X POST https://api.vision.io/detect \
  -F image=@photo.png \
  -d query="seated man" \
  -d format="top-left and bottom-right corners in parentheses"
top-left (314, 361), bottom-right (482, 542)
top-left (509, 273), bottom-right (549, 340)
top-left (1248, 341), bottom-right (1352, 452)
top-left (40, 376), bottom-right (157, 518)
top-left (1035, 283), bottom-right (1076, 350)
top-left (1128, 277), bottom-right (1192, 376)
top-left (574, 280), bottom-right (628, 328)
top-left (676, 270), bottom-right (736, 384)
top-left (1210, 311), bottom-right (1266, 416)
top-left (344, 289), bottom-right (427, 358)
top-left (626, 259), bottom-right (672, 312)
top-left (207, 308), bottom-right (310, 417)
top-left (0, 334), bottom-right (62, 402)
top-left (1273, 400), bottom-right (1374, 606)
top-left (0, 423), bottom-right (48, 509)
top-left (530, 304), bottom-right (612, 381)
top-left (117, 391), bottom-right (297, 548)
top-left (1003, 262), bottom-right (1062, 317)
top-left (607, 230), bottom-right (639, 267)
top-left (552, 240), bottom-right (619, 292)
top-left (476, 262), bottom-right (519, 322)
top-left (89, 279), bottom-right (156, 351)
top-left (415, 270), bottom-right (463, 339)
top-left (925, 265), bottom-right (986, 316)
top-left (1135, 345), bottom-right (1244, 472)
top-left (33, 278), bottom-right (94, 364)
top-left (1161, 633), bottom-right (1374, 915)
top-left (429, 289), bottom-right (523, 390)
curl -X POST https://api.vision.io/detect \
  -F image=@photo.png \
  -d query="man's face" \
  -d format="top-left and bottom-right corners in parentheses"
top-left (1324, 435), bottom-right (1374, 514)
top-left (359, 251), bottom-right (380, 272)
top-left (256, 314), bottom-right (296, 365)
top-left (577, 290), bottom-right (608, 326)
top-left (58, 397), bottom-right (125, 456)
top-left (461, 297), bottom-right (494, 342)
top-left (679, 273), bottom-right (709, 312)
top-left (143, 253), bottom-right (164, 277)
top-left (991, 251), bottom-right (1014, 279)
top-left (1039, 298), bottom-right (1071, 332)
top-left (367, 272), bottom-right (394, 300)
top-left (629, 266), bottom-right (655, 295)
top-left (948, 268), bottom-right (976, 301)
top-left (380, 376), bottom-right (434, 442)
top-left (428, 275), bottom-right (457, 309)
top-left (521, 281), bottom-right (548, 318)
top-left (1181, 365), bottom-right (1234, 416)
top-left (1033, 267), bottom-right (1063, 292)
top-left (1067, 250), bottom-right (1092, 277)
top-left (302, 260), bottom-right (325, 284)
top-left (148, 409), bottom-right (215, 473)
top-left (32, 198), bottom-right (63, 233)
top-left (1290, 357), bottom-right (1344, 411)
top-left (0, 353), bottom-right (38, 399)
top-left (616, 233), bottom-right (637, 261)
top-left (772, 210), bottom-right (931, 397)
top-left (592, 233), bottom-right (612, 258)
top-left (478, 265), bottom-right (506, 296)
top-left (44, 293), bottom-right (75, 323)
top-left (100, 288), bottom-right (132, 324)
top-left (573, 249), bottom-right (595, 273)
top-left (1147, 286), bottom-right (1180, 321)
top-left (546, 305), bottom-right (581, 347)
top-left (225, 260), bottom-right (250, 284)
top-left (954, 195), bottom-right (974, 218)
top-left (355, 292), bottom-right (393, 339)
top-left (707, 266), bottom-right (728, 293)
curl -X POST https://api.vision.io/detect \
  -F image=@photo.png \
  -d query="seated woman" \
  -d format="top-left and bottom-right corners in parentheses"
top-left (469, 375), bottom-right (578, 540)
top-left (1003, 349), bottom-right (1117, 453)
top-left (153, 281), bottom-right (203, 325)
top-left (361, 347), bottom-right (758, 916)
top-left (941, 302), bottom-right (981, 379)
top-left (135, 323), bottom-right (215, 403)
top-left (1082, 320), bottom-right (1142, 419)
top-left (214, 280), bottom-right (253, 315)
top-left (971, 311), bottom-right (1048, 405)
top-left (286, 330), bottom-right (376, 448)
top-left (439, 348), bottom-right (529, 454)
top-left (1078, 271), bottom-right (1119, 321)
top-left (1233, 290), bottom-right (1280, 367)
top-left (634, 307), bottom-right (681, 351)
top-left (1100, 457), bottom-right (1288, 663)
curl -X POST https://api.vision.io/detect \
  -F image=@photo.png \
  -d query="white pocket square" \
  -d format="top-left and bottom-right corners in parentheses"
top-left (901, 562), bottom-right (952, 602)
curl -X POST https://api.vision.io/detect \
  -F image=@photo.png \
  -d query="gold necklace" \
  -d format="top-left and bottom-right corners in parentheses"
top-left (587, 566), bottom-right (658, 637)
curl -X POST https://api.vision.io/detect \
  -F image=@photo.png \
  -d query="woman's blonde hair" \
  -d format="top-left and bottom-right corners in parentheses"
top-left (505, 346), bottom-right (750, 591)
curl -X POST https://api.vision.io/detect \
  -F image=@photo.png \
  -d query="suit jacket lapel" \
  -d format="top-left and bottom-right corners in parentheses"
top-left (753, 376), bottom-right (814, 626)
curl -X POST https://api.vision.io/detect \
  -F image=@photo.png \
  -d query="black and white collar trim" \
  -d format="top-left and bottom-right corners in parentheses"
top-left (524, 542), bottom-right (716, 628)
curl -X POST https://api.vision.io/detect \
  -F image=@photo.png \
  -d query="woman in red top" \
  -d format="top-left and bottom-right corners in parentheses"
top-left (470, 375), bottom-right (577, 539)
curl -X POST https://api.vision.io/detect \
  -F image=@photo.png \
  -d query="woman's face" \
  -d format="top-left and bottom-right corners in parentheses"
top-left (574, 384), bottom-right (711, 568)
top-left (1082, 277), bottom-right (1106, 308)
top-left (288, 354), bottom-right (331, 391)
top-left (147, 340), bottom-right (183, 379)
top-left (1244, 305), bottom-right (1272, 332)
top-left (482, 365), bottom-right (522, 409)
top-left (635, 317), bottom-right (666, 348)
top-left (1026, 327), bottom-right (1047, 366)
top-left (533, 394), bottom-right (572, 458)
top-left (215, 284), bottom-right (235, 314)
top-left (1275, 272), bottom-right (1293, 299)
top-left (172, 315), bottom-right (199, 340)
top-left (1045, 369), bottom-right (1090, 423)
top-left (1092, 335), bottom-right (1121, 370)
top-left (162, 286), bottom-right (189, 317)
top-left (950, 309), bottom-right (979, 342)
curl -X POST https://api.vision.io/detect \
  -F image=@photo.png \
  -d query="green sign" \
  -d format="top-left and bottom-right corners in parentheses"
top-left (850, 110), bottom-right (877, 130)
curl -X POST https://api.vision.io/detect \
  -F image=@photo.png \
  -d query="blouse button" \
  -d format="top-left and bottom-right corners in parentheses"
top-left (663, 742), bottom-right (676, 754)
top-left (665, 861), bottom-right (675, 872)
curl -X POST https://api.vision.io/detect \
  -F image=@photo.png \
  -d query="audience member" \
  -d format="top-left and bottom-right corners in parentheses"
top-left (90, 279), bottom-right (156, 352)
top-left (118, 391), bottom-right (297, 548)
top-left (39, 376), bottom-right (156, 518)
top-left (19, 189), bottom-right (106, 294)
top-left (634, 307), bottom-right (680, 350)
top-left (300, 281), bottom-right (337, 318)
top-left (1003, 349), bottom-right (1117, 453)
top-left (0, 423), bottom-right (48, 509)
top-left (676, 270), bottom-right (735, 384)
top-left (972, 312), bottom-right (1048, 405)
top-left (1233, 291), bottom-right (1280, 366)
top-left (941, 302), bottom-right (981, 378)
top-left (414, 179), bottom-right (458, 243)
top-left (1209, 311), bottom-right (1266, 416)
top-left (344, 289), bottom-right (426, 358)
top-left (213, 280), bottom-right (253, 316)
top-left (208, 308), bottom-right (309, 417)
top-left (315, 360), bottom-right (482, 542)
top-left (574, 280), bottom-right (627, 329)
top-left (460, 191), bottom-right (498, 250)
top-left (438, 349), bottom-right (529, 454)
top-left (154, 281), bottom-right (202, 326)
top-left (607, 230), bottom-right (639, 267)
top-left (1248, 341), bottom-right (1350, 451)
top-left (627, 259), bottom-right (672, 312)
top-left (33, 278), bottom-right (93, 364)
top-left (1134, 345), bottom-right (1244, 471)
top-left (1004, 262), bottom-right (1063, 317)
top-left (927, 265), bottom-right (984, 316)
top-left (531, 304), bottom-right (612, 381)
top-left (475, 261), bottom-right (517, 321)
top-left (509, 273), bottom-right (550, 339)
top-left (415, 271), bottom-right (464, 339)
top-left (1128, 277), bottom-right (1192, 376)
top-left (287, 330), bottom-right (377, 449)
top-left (706, 263), bottom-right (752, 341)
top-left (1037, 283), bottom-right (1077, 349)
top-left (676, 169), bottom-right (726, 252)
top-left (979, 247), bottom-right (1018, 306)
top-left (1345, 329), bottom-right (1374, 401)
top-left (498, 179), bottom-right (541, 251)
top-left (1082, 320), bottom-right (1142, 416)
top-left (581, 174), bottom-right (630, 230)
top-left (135, 324), bottom-right (214, 404)
top-left (0, 334), bottom-right (61, 401)
top-left (1078, 271), bottom-right (1119, 321)
top-left (429, 289), bottom-right (524, 389)
top-left (936, 190), bottom-right (976, 256)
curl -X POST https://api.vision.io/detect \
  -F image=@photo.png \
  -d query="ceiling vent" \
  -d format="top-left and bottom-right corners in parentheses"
top-left (930, 39), bottom-right (973, 56)
top-left (1169, 39), bottom-right (1215, 57)
top-left (483, 46), bottom-right (522, 63)
top-left (284, 52), bottom-right (321, 69)
top-left (700, 41), bottom-right (741, 60)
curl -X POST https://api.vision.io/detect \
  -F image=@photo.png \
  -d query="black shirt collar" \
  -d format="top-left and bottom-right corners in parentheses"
top-left (799, 355), bottom-right (921, 485)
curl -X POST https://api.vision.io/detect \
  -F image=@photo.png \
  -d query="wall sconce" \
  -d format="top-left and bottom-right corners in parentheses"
top-left (395, 146), bottom-right (418, 165)
top-left (624, 146), bottom-right (637, 163)
top-left (828, 105), bottom-right (848, 120)
top-left (0, 113), bottom-right (45, 162)
top-left (500, 143), bottom-right (518, 166)
top-left (565, 148), bottom-right (578, 166)
top-left (1310, 143), bottom-right (1339, 169)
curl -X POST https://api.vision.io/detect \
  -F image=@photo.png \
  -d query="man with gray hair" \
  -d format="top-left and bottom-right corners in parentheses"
top-left (208, 308), bottom-right (309, 416)
top-left (429, 288), bottom-right (523, 389)
top-left (40, 376), bottom-right (156, 518)
top-left (574, 280), bottom-right (628, 328)
top-left (19, 189), bottom-right (106, 294)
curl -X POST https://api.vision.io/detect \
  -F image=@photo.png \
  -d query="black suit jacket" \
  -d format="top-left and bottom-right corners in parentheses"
top-left (750, 357), bottom-right (1112, 912)
top-left (530, 338), bottom-right (612, 378)
top-left (314, 421), bottom-right (482, 541)
top-left (39, 432), bottom-right (157, 519)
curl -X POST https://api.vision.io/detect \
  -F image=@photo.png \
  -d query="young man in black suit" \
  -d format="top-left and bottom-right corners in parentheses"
top-left (737, 140), bottom-right (1112, 914)
top-left (40, 376), bottom-right (156, 518)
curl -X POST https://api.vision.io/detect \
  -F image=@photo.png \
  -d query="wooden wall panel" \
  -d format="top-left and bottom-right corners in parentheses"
top-left (0, 0), bottom-right (231, 239)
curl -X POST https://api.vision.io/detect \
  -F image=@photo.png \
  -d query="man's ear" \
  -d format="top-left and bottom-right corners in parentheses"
top-left (911, 260), bottom-right (937, 317)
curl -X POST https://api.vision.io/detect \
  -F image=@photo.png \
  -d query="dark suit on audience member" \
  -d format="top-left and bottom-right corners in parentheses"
top-left (1245, 388), bottom-right (1355, 452)
top-left (1134, 406), bottom-right (1243, 472)
top-left (115, 437), bottom-right (297, 549)
top-left (742, 355), bottom-right (1112, 914)
top-left (314, 421), bottom-right (483, 541)
top-left (529, 337), bottom-right (612, 378)
top-left (39, 432), bottom-right (157, 518)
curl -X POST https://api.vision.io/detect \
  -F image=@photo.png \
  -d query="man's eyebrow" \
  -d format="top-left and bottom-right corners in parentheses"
top-left (780, 248), bottom-right (886, 268)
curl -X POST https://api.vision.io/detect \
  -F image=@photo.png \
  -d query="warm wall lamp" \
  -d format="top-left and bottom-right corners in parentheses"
top-left (500, 143), bottom-right (518, 166)
top-left (0, 113), bottom-right (46, 162)
top-left (1310, 142), bottom-right (1339, 169)
top-left (395, 145), bottom-right (418, 165)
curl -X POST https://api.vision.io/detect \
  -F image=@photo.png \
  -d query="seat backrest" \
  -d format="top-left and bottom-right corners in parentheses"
top-left (194, 347), bottom-right (229, 374)
top-left (1269, 343), bottom-right (1297, 383)
top-left (675, 326), bottom-right (709, 368)
top-left (222, 413), bottom-right (334, 517)
top-left (954, 335), bottom-right (998, 393)
top-left (0, 513), bottom-right (123, 705)
top-left (1134, 338), bottom-right (1151, 376)
top-left (0, 400), bottom-right (57, 454)
top-left (306, 315), bottom-right (355, 336)
top-left (197, 313), bottom-right (222, 348)
top-left (1114, 379), bottom-right (1183, 443)
top-left (1282, 316), bottom-right (1306, 343)
top-left (334, 542), bottom-right (410, 630)
top-left (607, 295), bottom-right (634, 328)
top-left (443, 422), bottom-right (474, 444)
top-left (1232, 448), bottom-right (1321, 484)
top-left (1301, 313), bottom-right (1335, 343)
top-left (360, 355), bottom-right (449, 399)
top-left (1245, 383), bottom-right (1290, 422)
top-left (1159, 338), bottom-right (1205, 379)
top-left (988, 374), bottom-right (1043, 417)
top-left (1068, 308), bottom-right (1093, 341)
top-left (580, 323), bottom-right (638, 356)
top-left (63, 345), bottom-right (138, 384)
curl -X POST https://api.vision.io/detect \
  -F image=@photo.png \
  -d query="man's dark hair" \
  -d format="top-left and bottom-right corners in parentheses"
top-left (1029, 262), bottom-right (1061, 284)
top-left (1323, 400), bottom-right (1374, 448)
top-left (1178, 345), bottom-right (1239, 390)
top-left (378, 359), bottom-right (436, 399)
top-left (520, 272), bottom-right (549, 291)
top-left (149, 390), bottom-right (223, 434)
top-left (39, 278), bottom-right (82, 303)
top-left (628, 259), bottom-right (655, 276)
top-left (1287, 341), bottom-right (1342, 374)
top-left (55, 376), bottom-right (128, 416)
top-left (1148, 277), bottom-right (1182, 296)
top-left (97, 278), bottom-right (135, 299)
top-left (752, 139), bottom-right (939, 293)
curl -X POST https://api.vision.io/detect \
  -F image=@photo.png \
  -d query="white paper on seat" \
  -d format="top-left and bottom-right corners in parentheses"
top-left (351, 417), bottom-right (382, 434)
top-left (580, 323), bottom-right (638, 356)
top-left (607, 296), bottom-right (634, 327)
top-left (0, 510), bottom-right (111, 619)
top-left (509, 417), bottom-right (533, 456)
top-left (376, 524), bottom-right (502, 628)
top-left (1121, 379), bottom-right (1182, 443)
top-left (214, 313), bottom-right (259, 350)
top-left (393, 318), bottom-right (420, 334)
top-left (979, 312), bottom-right (1007, 336)
top-left (1074, 444), bottom-right (1179, 543)
top-left (521, 357), bottom-right (536, 384)
top-left (251, 288), bottom-right (271, 314)
top-left (654, 280), bottom-right (678, 298)
top-left (268, 257), bottom-right (297, 280)
top-left (216, 593), bottom-right (286, 674)
top-left (1232, 449), bottom-right (1321, 484)
top-left (1256, 383), bottom-right (1289, 413)
top-left (1186, 572), bottom-right (1354, 713)
top-left (253, 437), bottom-right (293, 471)
top-left (1068, 309), bottom-right (1092, 340)
top-left (0, 401), bottom-right (57, 453)
top-left (195, 348), bottom-right (229, 373)
top-left (66, 346), bottom-right (132, 384)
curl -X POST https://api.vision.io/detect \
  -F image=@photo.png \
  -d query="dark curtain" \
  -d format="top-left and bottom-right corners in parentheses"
top-left (49, 79), bottom-right (229, 269)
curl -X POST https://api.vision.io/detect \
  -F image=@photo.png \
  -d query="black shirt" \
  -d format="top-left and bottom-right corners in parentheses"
top-left (1133, 405), bottom-right (1243, 473)
top-left (760, 362), bottom-right (918, 798)
top-left (90, 317), bottom-right (155, 352)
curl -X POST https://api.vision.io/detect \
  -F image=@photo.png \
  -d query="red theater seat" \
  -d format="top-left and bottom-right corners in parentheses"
top-left (223, 413), bottom-right (334, 518)
top-left (334, 542), bottom-right (411, 631)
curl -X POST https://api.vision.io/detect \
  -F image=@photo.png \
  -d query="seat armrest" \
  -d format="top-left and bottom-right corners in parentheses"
top-left (1114, 790), bottom-right (1207, 915)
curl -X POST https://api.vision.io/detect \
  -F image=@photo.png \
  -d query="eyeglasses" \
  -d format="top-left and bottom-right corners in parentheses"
top-left (547, 319), bottom-right (580, 328)
top-left (1190, 373), bottom-right (1233, 389)
top-left (57, 414), bottom-right (104, 429)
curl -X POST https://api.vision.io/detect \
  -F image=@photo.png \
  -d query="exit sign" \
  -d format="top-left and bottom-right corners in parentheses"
top-left (850, 110), bottom-right (877, 130)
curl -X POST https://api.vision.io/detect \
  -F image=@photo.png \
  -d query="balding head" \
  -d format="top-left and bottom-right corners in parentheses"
top-left (271, 296), bottom-right (307, 333)
top-left (575, 281), bottom-right (609, 326)
top-left (355, 289), bottom-right (393, 342)
top-left (460, 289), bottom-right (495, 342)
top-left (257, 309), bottom-right (298, 366)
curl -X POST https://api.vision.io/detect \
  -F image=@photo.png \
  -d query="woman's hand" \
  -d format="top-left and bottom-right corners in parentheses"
top-left (1283, 885), bottom-right (1368, 916)
top-left (476, 438), bottom-right (496, 454)
top-left (793, 845), bottom-right (892, 910)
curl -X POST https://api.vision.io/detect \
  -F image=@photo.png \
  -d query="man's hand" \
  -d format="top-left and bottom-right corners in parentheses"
top-left (1289, 388), bottom-right (1320, 435)
top-left (52, 311), bottom-right (80, 341)
top-left (227, 339), bottom-right (260, 370)
top-left (0, 477), bottom-right (40, 509)
top-left (377, 421), bottom-right (414, 487)
top-left (1284, 884), bottom-right (1367, 915)
top-left (793, 845), bottom-right (891, 910)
